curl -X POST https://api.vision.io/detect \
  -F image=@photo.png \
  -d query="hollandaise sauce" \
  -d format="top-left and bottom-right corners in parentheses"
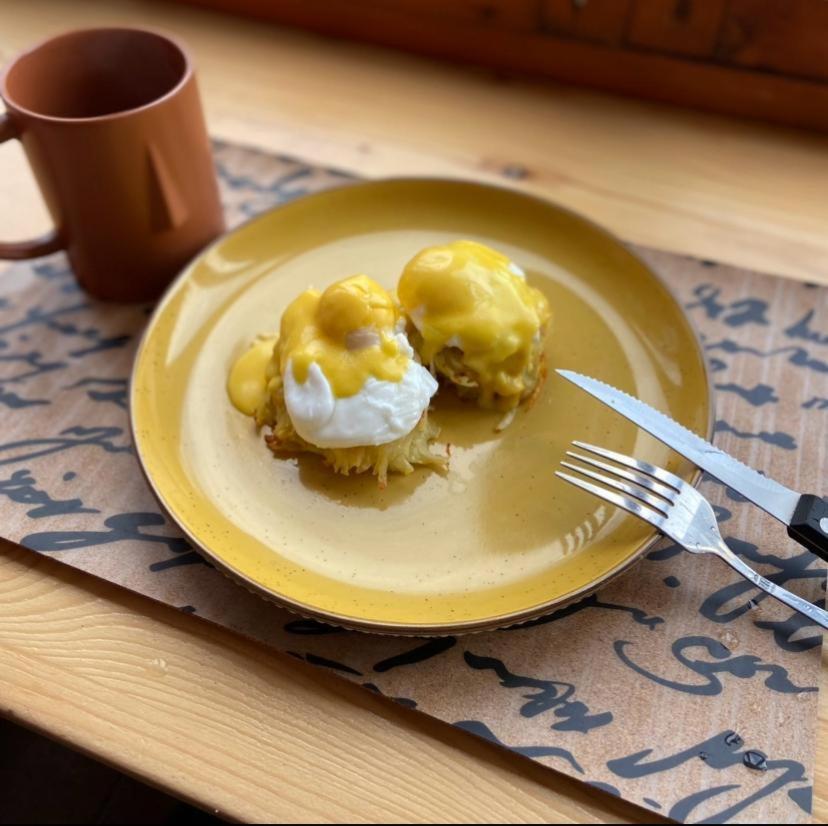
top-left (228, 275), bottom-right (439, 450)
top-left (277, 275), bottom-right (408, 397)
top-left (227, 336), bottom-right (277, 416)
top-left (228, 275), bottom-right (410, 415)
top-left (398, 240), bottom-right (550, 407)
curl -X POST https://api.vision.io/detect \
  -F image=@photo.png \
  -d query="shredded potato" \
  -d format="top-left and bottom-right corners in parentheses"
top-left (411, 327), bottom-right (548, 424)
top-left (256, 369), bottom-right (446, 488)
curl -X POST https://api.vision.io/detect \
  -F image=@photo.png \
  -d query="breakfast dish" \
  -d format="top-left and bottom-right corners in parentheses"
top-left (398, 240), bottom-right (550, 428)
top-left (131, 177), bottom-right (711, 633)
top-left (228, 240), bottom-right (550, 486)
top-left (228, 275), bottom-right (445, 486)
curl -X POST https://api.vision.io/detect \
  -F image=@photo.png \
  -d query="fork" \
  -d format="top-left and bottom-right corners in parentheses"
top-left (556, 440), bottom-right (828, 631)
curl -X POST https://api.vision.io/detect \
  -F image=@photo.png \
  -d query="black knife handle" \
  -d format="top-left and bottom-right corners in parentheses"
top-left (788, 495), bottom-right (828, 563)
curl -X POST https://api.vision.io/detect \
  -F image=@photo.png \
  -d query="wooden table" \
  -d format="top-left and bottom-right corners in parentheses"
top-left (1, 1), bottom-right (826, 822)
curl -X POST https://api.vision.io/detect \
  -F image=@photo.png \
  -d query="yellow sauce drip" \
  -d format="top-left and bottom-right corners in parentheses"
top-left (281, 275), bottom-right (408, 397)
top-left (232, 275), bottom-right (409, 407)
top-left (228, 276), bottom-right (408, 416)
top-left (227, 336), bottom-right (278, 416)
top-left (398, 240), bottom-right (550, 404)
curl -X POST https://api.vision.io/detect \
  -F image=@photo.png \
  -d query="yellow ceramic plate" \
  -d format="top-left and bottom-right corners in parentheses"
top-left (131, 179), bottom-right (711, 635)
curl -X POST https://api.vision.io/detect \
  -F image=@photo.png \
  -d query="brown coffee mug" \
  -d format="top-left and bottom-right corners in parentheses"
top-left (0, 27), bottom-right (225, 301)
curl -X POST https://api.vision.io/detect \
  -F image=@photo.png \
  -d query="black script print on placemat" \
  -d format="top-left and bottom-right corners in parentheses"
top-left (607, 730), bottom-right (810, 823)
top-left (500, 592), bottom-right (663, 632)
top-left (614, 636), bottom-right (816, 696)
top-left (464, 652), bottom-right (613, 733)
top-left (0, 143), bottom-right (823, 824)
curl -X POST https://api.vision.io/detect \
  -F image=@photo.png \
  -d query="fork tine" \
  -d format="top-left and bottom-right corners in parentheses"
top-left (572, 441), bottom-right (684, 491)
top-left (565, 450), bottom-right (676, 502)
top-left (560, 461), bottom-right (671, 516)
top-left (555, 471), bottom-right (666, 528)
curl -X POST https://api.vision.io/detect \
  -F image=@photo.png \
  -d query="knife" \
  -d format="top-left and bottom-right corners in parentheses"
top-left (558, 369), bottom-right (828, 563)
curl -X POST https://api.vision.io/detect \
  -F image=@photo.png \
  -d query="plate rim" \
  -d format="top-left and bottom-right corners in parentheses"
top-left (129, 175), bottom-right (714, 636)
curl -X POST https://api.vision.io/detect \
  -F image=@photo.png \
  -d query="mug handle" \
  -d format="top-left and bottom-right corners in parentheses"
top-left (0, 112), bottom-right (63, 260)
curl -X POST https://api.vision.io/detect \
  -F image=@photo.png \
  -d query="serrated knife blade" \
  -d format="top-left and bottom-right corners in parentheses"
top-left (557, 369), bottom-right (799, 523)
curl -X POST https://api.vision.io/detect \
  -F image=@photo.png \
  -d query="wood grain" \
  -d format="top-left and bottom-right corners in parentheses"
top-left (718, 0), bottom-right (828, 82)
top-left (625, 0), bottom-right (728, 57)
top-left (0, 0), bottom-right (825, 821)
top-left (176, 0), bottom-right (828, 135)
top-left (541, 0), bottom-right (633, 45)
top-left (1, 1), bottom-right (828, 285)
top-left (0, 540), bottom-right (656, 824)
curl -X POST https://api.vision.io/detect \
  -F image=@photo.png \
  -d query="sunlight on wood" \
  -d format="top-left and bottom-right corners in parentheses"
top-left (0, 0), bottom-right (825, 822)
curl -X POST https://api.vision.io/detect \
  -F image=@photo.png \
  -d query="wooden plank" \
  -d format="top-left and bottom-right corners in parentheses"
top-left (541, 0), bottom-right (634, 45)
top-left (625, 0), bottom-right (728, 58)
top-left (0, 718), bottom-right (186, 823)
top-left (369, 0), bottom-right (539, 30)
top-left (3, 0), bottom-right (828, 286)
top-left (0, 2), bottom-right (827, 820)
top-left (0, 540), bottom-right (653, 824)
top-left (176, 0), bottom-right (828, 134)
top-left (718, 0), bottom-right (828, 82)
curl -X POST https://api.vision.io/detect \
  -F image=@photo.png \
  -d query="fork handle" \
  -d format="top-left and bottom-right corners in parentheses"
top-left (715, 544), bottom-right (828, 631)
top-left (788, 494), bottom-right (828, 563)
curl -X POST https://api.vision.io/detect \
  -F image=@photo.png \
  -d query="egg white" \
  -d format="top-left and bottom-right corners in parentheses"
top-left (283, 332), bottom-right (438, 448)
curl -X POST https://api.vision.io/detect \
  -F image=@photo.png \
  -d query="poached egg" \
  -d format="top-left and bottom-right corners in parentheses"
top-left (228, 275), bottom-right (437, 448)
top-left (397, 240), bottom-right (551, 407)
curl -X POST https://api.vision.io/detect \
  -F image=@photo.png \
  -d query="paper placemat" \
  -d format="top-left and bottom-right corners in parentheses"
top-left (0, 140), bottom-right (824, 824)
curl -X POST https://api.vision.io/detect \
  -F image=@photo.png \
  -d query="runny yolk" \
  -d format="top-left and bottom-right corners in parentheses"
top-left (397, 240), bottom-right (551, 404)
top-left (228, 275), bottom-right (409, 414)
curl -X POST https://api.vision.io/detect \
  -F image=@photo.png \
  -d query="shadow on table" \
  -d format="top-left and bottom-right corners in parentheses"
top-left (0, 717), bottom-right (225, 825)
